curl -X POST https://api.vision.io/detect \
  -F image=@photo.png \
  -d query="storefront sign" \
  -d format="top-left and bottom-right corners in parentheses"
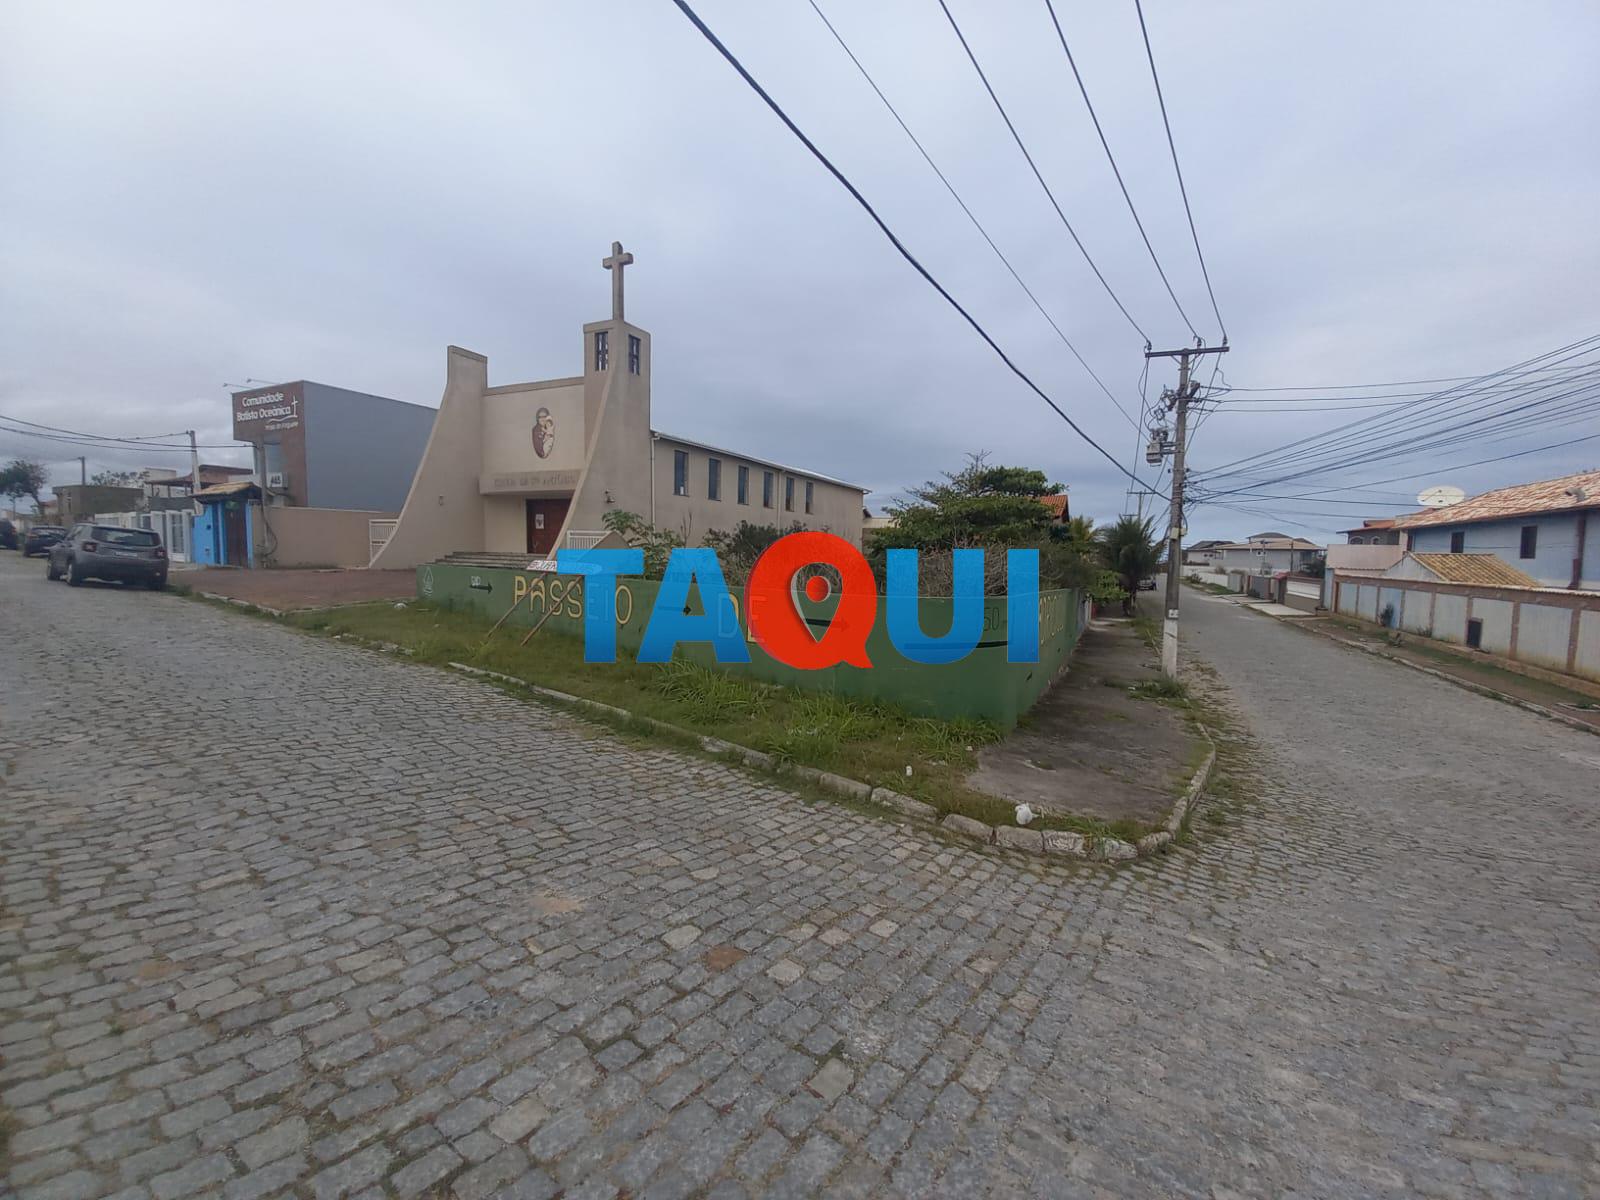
top-left (234, 391), bottom-right (300, 431)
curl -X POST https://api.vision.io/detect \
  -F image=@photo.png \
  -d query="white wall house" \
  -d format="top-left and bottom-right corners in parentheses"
top-left (1215, 535), bottom-right (1323, 575)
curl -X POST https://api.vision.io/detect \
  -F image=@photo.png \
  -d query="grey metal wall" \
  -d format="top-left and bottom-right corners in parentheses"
top-left (302, 383), bottom-right (436, 512)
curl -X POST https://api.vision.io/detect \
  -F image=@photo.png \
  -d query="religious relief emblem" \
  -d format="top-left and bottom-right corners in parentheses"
top-left (532, 407), bottom-right (555, 459)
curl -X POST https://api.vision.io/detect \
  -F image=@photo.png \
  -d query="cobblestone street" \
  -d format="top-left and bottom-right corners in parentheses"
top-left (3, 554), bottom-right (1597, 1199)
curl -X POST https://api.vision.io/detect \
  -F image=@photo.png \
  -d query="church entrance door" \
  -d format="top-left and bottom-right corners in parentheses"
top-left (525, 498), bottom-right (570, 556)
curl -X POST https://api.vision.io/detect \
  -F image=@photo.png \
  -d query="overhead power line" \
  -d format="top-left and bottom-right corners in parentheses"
top-left (935, 0), bottom-right (1151, 344)
top-left (1194, 335), bottom-right (1600, 485)
top-left (0, 425), bottom-right (195, 455)
top-left (1041, 0), bottom-right (1199, 341)
top-left (1197, 380), bottom-right (1600, 500)
top-left (0, 416), bottom-right (237, 455)
top-left (805, 0), bottom-right (1139, 432)
top-left (0, 412), bottom-right (237, 450)
top-left (1194, 428), bottom-right (1600, 527)
top-left (1132, 0), bottom-right (1227, 343)
top-left (1220, 361), bottom-right (1590, 392)
top-left (668, 0), bottom-right (1151, 488)
top-left (1200, 366), bottom-right (1600, 493)
top-left (1214, 360), bottom-right (1600, 406)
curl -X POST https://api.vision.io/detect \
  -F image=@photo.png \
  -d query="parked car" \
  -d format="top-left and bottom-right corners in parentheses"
top-left (22, 524), bottom-right (66, 557)
top-left (0, 518), bottom-right (17, 551)
top-left (1139, 576), bottom-right (1158, 591)
top-left (47, 524), bottom-right (168, 589)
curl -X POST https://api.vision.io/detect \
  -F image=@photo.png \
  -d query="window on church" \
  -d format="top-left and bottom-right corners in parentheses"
top-left (594, 330), bottom-right (609, 371)
top-left (708, 458), bottom-right (721, 501)
top-left (628, 335), bottom-right (641, 374)
top-left (673, 450), bottom-right (688, 497)
top-left (737, 465), bottom-right (749, 505)
top-left (805, 480), bottom-right (814, 514)
top-left (785, 477), bottom-right (795, 512)
top-left (762, 471), bottom-right (774, 508)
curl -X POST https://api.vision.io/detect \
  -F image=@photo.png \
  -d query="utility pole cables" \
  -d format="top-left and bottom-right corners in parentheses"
top-left (1145, 342), bottom-right (1227, 677)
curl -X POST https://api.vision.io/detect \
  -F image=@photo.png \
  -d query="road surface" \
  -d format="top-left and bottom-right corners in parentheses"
top-left (2, 554), bottom-right (1596, 1198)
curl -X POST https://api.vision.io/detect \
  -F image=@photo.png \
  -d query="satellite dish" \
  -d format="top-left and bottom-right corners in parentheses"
top-left (1417, 484), bottom-right (1466, 508)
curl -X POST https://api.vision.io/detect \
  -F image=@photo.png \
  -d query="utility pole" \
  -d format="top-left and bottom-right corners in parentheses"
top-left (1145, 342), bottom-right (1228, 678)
top-left (78, 456), bottom-right (87, 485)
top-left (188, 431), bottom-right (201, 516)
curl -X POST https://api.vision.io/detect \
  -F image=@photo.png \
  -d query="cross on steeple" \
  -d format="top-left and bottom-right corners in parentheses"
top-left (602, 241), bottom-right (634, 321)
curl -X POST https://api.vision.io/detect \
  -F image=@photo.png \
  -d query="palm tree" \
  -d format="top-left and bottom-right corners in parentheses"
top-left (1098, 514), bottom-right (1160, 615)
top-left (1064, 515), bottom-right (1096, 549)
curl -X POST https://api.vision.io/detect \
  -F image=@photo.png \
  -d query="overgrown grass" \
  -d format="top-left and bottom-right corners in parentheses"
top-left (1129, 677), bottom-right (1189, 703)
top-left (1131, 614), bottom-right (1161, 651)
top-left (266, 598), bottom-right (1133, 834)
top-left (1183, 574), bottom-right (1233, 596)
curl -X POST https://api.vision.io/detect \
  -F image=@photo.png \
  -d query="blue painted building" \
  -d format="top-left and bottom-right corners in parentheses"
top-left (1394, 469), bottom-right (1600, 590)
top-left (190, 482), bottom-right (258, 567)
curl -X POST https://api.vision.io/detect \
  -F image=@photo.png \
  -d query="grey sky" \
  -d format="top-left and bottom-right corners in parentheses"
top-left (3, 0), bottom-right (1597, 541)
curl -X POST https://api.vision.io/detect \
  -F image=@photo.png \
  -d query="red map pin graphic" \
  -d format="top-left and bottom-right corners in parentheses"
top-left (745, 531), bottom-right (876, 670)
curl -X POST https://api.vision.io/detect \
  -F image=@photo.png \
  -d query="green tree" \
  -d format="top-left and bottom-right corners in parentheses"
top-left (879, 454), bottom-right (1062, 550)
top-left (1097, 514), bottom-right (1160, 615)
top-left (91, 469), bottom-right (140, 487)
top-left (1063, 515), bottom-right (1096, 550)
top-left (868, 453), bottom-right (1094, 594)
top-left (0, 459), bottom-right (48, 513)
top-left (600, 510), bottom-right (684, 579)
top-left (702, 519), bottom-right (804, 584)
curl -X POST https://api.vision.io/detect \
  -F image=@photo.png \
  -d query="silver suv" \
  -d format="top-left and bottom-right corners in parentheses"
top-left (47, 524), bottom-right (169, 589)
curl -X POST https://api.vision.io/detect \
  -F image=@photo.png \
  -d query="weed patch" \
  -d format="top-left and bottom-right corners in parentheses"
top-left (1129, 677), bottom-right (1189, 703)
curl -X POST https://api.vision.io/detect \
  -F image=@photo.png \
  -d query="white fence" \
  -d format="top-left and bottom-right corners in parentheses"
top-left (565, 530), bottom-right (609, 551)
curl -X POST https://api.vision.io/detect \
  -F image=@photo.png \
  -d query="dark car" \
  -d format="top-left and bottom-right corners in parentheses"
top-left (22, 524), bottom-right (66, 556)
top-left (47, 524), bottom-right (168, 589)
top-left (0, 518), bottom-right (16, 551)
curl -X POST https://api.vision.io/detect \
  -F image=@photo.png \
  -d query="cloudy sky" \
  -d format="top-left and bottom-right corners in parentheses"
top-left (3, 0), bottom-right (1597, 541)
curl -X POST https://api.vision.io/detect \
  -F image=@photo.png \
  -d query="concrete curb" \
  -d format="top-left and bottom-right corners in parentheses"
top-left (444, 661), bottom-right (1215, 865)
top-left (196, 591), bottom-right (290, 618)
top-left (1252, 609), bottom-right (1600, 739)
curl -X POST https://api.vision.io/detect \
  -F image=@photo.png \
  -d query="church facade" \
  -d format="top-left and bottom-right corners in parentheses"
top-left (370, 244), bottom-right (865, 569)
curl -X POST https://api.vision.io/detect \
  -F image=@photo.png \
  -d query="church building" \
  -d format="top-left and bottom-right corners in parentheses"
top-left (370, 243), bottom-right (866, 569)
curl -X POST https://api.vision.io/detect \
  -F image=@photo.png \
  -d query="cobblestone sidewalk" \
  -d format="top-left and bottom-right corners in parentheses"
top-left (2, 556), bottom-right (1597, 1198)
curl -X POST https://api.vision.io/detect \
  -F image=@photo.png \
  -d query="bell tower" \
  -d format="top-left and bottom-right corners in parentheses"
top-left (571, 240), bottom-right (653, 533)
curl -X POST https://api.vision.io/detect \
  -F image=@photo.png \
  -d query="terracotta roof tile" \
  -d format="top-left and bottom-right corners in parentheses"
top-left (1392, 469), bottom-right (1600, 529)
top-left (1410, 553), bottom-right (1539, 587)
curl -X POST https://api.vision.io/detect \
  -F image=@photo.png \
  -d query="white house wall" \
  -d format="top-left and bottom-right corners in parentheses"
top-left (1433, 593), bottom-right (1468, 643)
top-left (1332, 570), bottom-right (1600, 683)
top-left (1399, 589), bottom-right (1432, 634)
top-left (1580, 611), bottom-right (1600, 678)
top-left (1517, 604), bottom-right (1574, 671)
top-left (1475, 598), bottom-right (1514, 655)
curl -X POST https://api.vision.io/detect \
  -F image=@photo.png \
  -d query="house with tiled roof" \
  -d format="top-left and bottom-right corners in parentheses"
top-left (1212, 534), bottom-right (1324, 575)
top-left (1339, 518), bottom-right (1402, 546)
top-left (1037, 493), bottom-right (1070, 524)
top-left (1390, 468), bottom-right (1600, 590)
top-left (1384, 552), bottom-right (1540, 588)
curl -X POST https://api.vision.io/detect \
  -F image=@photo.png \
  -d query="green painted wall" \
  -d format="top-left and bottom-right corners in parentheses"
top-left (417, 561), bottom-right (1085, 727)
